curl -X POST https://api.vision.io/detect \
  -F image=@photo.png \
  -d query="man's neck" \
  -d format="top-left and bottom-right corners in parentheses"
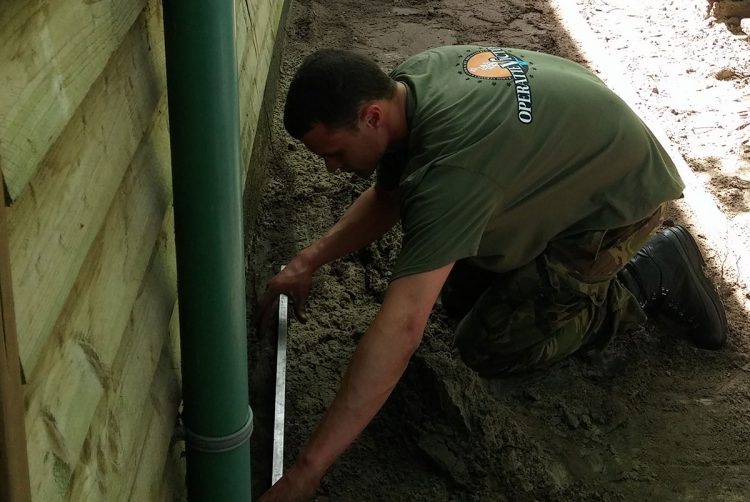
top-left (386, 82), bottom-right (410, 150)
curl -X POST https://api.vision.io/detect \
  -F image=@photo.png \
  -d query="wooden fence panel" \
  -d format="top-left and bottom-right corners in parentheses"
top-left (237, 0), bottom-right (287, 181)
top-left (0, 170), bottom-right (31, 502)
top-left (0, 0), bottom-right (147, 200)
top-left (125, 348), bottom-right (181, 502)
top-left (66, 217), bottom-right (176, 501)
top-left (23, 105), bottom-right (172, 500)
top-left (8, 5), bottom-right (166, 378)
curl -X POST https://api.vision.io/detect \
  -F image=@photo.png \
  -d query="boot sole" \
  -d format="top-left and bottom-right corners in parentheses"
top-left (662, 225), bottom-right (727, 349)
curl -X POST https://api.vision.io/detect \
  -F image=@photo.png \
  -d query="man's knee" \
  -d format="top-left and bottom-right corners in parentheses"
top-left (452, 269), bottom-right (606, 377)
top-left (455, 306), bottom-right (591, 377)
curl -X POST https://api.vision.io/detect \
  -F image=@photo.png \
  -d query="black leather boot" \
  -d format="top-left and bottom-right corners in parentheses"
top-left (618, 224), bottom-right (727, 349)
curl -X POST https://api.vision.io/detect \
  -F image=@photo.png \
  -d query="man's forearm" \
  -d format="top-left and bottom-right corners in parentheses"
top-left (259, 186), bottom-right (399, 323)
top-left (290, 263), bottom-right (455, 482)
top-left (297, 308), bottom-right (421, 477)
top-left (300, 186), bottom-right (399, 270)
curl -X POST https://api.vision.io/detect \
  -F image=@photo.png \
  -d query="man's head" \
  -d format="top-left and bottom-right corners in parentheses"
top-left (284, 49), bottom-right (398, 177)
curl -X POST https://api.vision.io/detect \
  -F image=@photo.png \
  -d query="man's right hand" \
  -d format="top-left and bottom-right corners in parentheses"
top-left (258, 252), bottom-right (315, 325)
top-left (257, 460), bottom-right (322, 502)
top-left (257, 186), bottom-right (400, 327)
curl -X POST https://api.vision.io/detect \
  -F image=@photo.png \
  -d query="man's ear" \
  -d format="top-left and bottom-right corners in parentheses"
top-left (360, 104), bottom-right (382, 129)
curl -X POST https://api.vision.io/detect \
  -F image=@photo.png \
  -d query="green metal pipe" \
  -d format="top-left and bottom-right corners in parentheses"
top-left (162, 1), bottom-right (252, 500)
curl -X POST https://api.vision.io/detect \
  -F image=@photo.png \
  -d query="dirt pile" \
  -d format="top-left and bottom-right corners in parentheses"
top-left (248, 1), bottom-right (750, 500)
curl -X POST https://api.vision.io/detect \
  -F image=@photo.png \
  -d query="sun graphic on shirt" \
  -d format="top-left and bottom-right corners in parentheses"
top-left (463, 50), bottom-right (529, 80)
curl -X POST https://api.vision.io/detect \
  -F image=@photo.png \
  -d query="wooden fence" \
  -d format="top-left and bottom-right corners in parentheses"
top-left (0, 0), bottom-right (288, 499)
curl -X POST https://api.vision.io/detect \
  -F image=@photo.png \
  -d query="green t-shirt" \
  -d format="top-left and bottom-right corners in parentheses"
top-left (377, 45), bottom-right (685, 279)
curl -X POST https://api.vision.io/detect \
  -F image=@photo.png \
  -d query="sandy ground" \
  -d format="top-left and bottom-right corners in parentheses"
top-left (247, 1), bottom-right (750, 500)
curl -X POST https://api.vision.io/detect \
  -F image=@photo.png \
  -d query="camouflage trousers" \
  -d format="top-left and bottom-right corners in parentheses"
top-left (443, 206), bottom-right (664, 377)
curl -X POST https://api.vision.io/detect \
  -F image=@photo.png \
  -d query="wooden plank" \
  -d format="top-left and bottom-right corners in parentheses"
top-left (65, 229), bottom-right (177, 502)
top-left (0, 170), bottom-right (31, 502)
top-left (8, 2), bottom-right (167, 378)
top-left (236, 0), bottom-right (261, 180)
top-left (125, 349), bottom-right (181, 502)
top-left (167, 303), bottom-right (183, 390)
top-left (24, 341), bottom-right (102, 500)
top-left (23, 107), bottom-right (173, 501)
top-left (156, 420), bottom-right (187, 502)
top-left (153, 304), bottom-right (185, 502)
top-left (0, 0), bottom-right (148, 200)
top-left (237, 0), bottom-right (287, 180)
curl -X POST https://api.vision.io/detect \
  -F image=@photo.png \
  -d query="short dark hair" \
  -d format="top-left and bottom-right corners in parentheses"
top-left (283, 49), bottom-right (396, 139)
